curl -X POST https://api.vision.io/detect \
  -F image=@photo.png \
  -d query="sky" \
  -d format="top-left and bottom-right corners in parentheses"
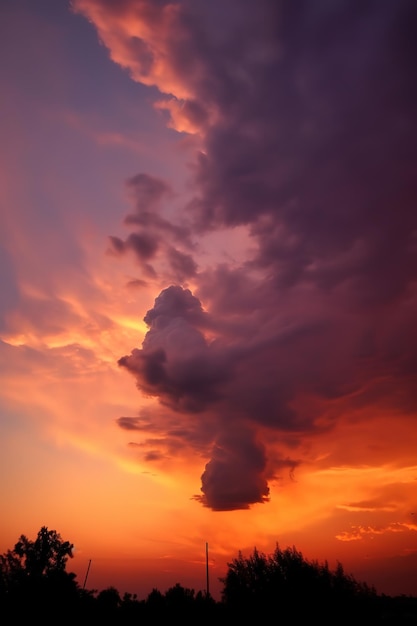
top-left (1, 0), bottom-right (417, 601)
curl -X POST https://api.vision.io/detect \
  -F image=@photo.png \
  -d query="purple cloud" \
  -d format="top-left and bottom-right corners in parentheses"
top-left (74, 0), bottom-right (417, 509)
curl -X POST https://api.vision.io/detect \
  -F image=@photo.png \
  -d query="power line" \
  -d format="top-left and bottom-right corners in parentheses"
top-left (206, 542), bottom-right (210, 598)
top-left (83, 559), bottom-right (91, 590)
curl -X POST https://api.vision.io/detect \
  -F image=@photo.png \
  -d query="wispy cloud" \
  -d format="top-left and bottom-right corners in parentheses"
top-left (336, 521), bottom-right (417, 542)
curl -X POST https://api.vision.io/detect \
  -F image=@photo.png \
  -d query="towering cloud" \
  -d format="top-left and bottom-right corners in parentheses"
top-left (74, 0), bottom-right (417, 509)
top-left (118, 285), bottom-right (274, 509)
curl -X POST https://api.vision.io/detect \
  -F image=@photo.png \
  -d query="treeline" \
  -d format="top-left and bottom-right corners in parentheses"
top-left (0, 526), bottom-right (416, 624)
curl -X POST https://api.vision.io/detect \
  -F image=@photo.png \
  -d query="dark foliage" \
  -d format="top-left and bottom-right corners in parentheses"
top-left (1, 527), bottom-right (416, 625)
top-left (0, 526), bottom-right (83, 622)
top-left (220, 544), bottom-right (379, 623)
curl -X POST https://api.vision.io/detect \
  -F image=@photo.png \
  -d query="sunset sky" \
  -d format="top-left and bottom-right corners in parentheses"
top-left (1, 0), bottom-right (417, 601)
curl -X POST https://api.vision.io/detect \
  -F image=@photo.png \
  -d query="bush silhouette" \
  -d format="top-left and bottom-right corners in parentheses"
top-left (220, 544), bottom-right (378, 622)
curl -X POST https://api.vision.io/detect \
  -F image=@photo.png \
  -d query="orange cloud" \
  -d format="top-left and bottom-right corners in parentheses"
top-left (336, 521), bottom-right (417, 542)
top-left (72, 0), bottom-right (192, 99)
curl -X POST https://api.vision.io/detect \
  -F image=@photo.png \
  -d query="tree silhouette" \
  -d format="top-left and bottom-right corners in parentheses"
top-left (96, 584), bottom-right (122, 619)
top-left (220, 543), bottom-right (378, 623)
top-left (12, 526), bottom-right (74, 577)
top-left (2, 526), bottom-right (417, 623)
top-left (0, 526), bottom-right (80, 622)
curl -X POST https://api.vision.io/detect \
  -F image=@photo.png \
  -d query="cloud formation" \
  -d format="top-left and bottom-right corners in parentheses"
top-left (336, 522), bottom-right (417, 543)
top-left (73, 0), bottom-right (417, 510)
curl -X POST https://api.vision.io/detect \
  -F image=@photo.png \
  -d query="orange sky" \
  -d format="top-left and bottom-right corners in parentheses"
top-left (1, 0), bottom-right (417, 601)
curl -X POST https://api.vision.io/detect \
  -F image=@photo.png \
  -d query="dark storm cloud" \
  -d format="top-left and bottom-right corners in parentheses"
top-left (188, 0), bottom-right (417, 307)
top-left (117, 416), bottom-right (149, 431)
top-left (197, 428), bottom-right (270, 511)
top-left (142, 284), bottom-right (206, 327)
top-left (117, 406), bottom-right (222, 468)
top-left (197, 437), bottom-right (299, 511)
top-left (127, 232), bottom-right (158, 260)
top-left (117, 285), bottom-right (326, 508)
top-left (123, 173), bottom-right (191, 242)
top-left (126, 173), bottom-right (171, 213)
top-left (118, 286), bottom-right (230, 412)
top-left (101, 0), bottom-right (417, 307)
top-left (76, 0), bottom-right (417, 509)
top-left (108, 172), bottom-right (196, 280)
top-left (166, 247), bottom-right (197, 281)
top-left (120, 288), bottom-right (307, 425)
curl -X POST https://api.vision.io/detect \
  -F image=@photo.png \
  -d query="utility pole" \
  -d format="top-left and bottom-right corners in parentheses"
top-left (206, 542), bottom-right (210, 598)
top-left (83, 559), bottom-right (91, 590)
